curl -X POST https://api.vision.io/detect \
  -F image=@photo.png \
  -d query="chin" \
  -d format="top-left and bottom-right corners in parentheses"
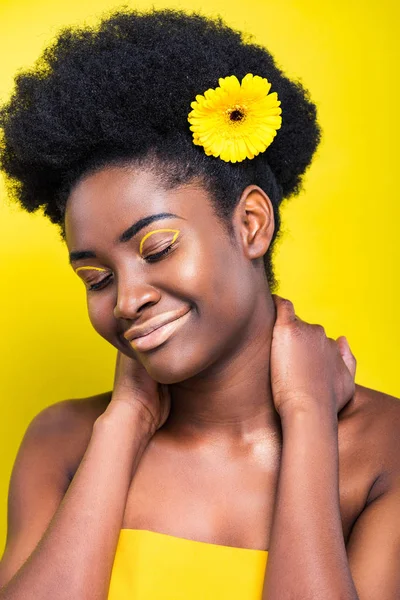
top-left (139, 340), bottom-right (215, 385)
top-left (140, 356), bottom-right (200, 385)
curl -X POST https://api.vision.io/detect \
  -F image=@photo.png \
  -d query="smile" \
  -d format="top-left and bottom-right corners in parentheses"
top-left (129, 309), bottom-right (191, 352)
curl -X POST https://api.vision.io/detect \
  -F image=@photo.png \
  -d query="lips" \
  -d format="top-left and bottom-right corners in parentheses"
top-left (124, 306), bottom-right (191, 342)
top-left (127, 309), bottom-right (192, 352)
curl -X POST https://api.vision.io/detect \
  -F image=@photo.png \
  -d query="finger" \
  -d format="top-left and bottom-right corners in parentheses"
top-left (336, 336), bottom-right (357, 379)
top-left (271, 294), bottom-right (297, 325)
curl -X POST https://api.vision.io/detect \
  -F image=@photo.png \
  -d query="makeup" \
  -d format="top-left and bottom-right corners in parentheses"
top-left (75, 266), bottom-right (108, 274)
top-left (139, 228), bottom-right (180, 255)
top-left (75, 266), bottom-right (110, 290)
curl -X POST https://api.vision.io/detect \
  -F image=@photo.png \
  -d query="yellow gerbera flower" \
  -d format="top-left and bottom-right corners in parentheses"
top-left (187, 73), bottom-right (282, 163)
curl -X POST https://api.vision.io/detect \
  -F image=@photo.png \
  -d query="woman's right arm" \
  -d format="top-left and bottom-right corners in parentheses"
top-left (0, 399), bottom-right (155, 600)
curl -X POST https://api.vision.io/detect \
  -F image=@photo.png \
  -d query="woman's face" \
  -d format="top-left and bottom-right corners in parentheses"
top-left (64, 164), bottom-right (269, 384)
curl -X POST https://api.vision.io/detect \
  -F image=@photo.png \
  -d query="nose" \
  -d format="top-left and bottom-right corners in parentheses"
top-left (113, 280), bottom-right (161, 320)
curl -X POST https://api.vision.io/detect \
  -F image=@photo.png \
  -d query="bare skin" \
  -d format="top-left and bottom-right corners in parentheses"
top-left (57, 381), bottom-right (400, 554)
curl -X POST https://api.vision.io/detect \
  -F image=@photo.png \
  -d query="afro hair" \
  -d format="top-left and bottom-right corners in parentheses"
top-left (0, 7), bottom-right (321, 292)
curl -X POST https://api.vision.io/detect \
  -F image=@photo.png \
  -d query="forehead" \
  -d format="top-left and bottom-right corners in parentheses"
top-left (64, 164), bottom-right (217, 249)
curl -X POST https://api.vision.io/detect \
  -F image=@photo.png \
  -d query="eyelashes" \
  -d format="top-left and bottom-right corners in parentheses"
top-left (144, 241), bottom-right (175, 263)
top-left (88, 273), bottom-right (113, 291)
top-left (75, 229), bottom-right (180, 292)
top-left (74, 266), bottom-right (110, 291)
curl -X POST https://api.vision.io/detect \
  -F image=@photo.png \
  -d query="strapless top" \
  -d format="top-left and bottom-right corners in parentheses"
top-left (108, 528), bottom-right (268, 599)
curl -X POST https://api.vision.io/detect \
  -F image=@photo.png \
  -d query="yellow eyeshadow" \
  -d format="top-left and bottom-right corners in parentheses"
top-left (75, 266), bottom-right (108, 274)
top-left (139, 228), bottom-right (180, 255)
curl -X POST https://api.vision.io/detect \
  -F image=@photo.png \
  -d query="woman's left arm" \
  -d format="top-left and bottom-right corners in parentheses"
top-left (262, 405), bottom-right (400, 599)
top-left (261, 296), bottom-right (400, 600)
top-left (262, 406), bottom-right (358, 599)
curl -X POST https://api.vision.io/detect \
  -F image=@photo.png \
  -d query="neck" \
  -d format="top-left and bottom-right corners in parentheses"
top-left (163, 290), bottom-right (281, 448)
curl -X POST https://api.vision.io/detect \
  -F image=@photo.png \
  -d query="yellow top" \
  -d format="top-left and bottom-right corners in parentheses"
top-left (108, 528), bottom-right (268, 599)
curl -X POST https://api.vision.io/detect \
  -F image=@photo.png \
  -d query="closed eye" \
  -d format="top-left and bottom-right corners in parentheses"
top-left (88, 273), bottom-right (113, 291)
top-left (144, 242), bottom-right (176, 263)
top-left (88, 242), bottom-right (177, 291)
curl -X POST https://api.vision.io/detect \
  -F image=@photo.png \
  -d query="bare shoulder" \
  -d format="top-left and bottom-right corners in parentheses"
top-left (34, 391), bottom-right (111, 435)
top-left (34, 391), bottom-right (112, 479)
top-left (341, 382), bottom-right (400, 442)
top-left (339, 382), bottom-right (400, 502)
top-left (65, 391), bottom-right (112, 426)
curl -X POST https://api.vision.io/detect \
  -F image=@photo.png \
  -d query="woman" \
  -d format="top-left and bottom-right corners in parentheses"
top-left (0, 7), bottom-right (398, 599)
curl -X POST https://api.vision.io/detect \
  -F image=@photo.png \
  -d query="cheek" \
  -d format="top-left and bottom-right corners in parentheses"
top-left (208, 241), bottom-right (252, 304)
top-left (194, 241), bottom-right (254, 327)
top-left (87, 294), bottom-right (116, 342)
top-left (159, 239), bottom-right (210, 303)
top-left (211, 268), bottom-right (254, 330)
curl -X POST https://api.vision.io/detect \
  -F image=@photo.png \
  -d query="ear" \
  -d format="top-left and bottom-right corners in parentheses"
top-left (234, 185), bottom-right (275, 260)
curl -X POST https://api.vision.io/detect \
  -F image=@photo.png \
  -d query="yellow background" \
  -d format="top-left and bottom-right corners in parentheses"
top-left (0, 0), bottom-right (398, 554)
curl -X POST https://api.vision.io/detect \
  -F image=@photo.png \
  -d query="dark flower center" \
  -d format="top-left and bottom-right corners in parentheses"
top-left (229, 109), bottom-right (245, 121)
top-left (225, 104), bottom-right (247, 125)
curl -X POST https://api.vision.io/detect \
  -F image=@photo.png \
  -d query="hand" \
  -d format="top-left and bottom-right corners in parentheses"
top-left (109, 350), bottom-right (171, 434)
top-left (270, 295), bottom-right (357, 419)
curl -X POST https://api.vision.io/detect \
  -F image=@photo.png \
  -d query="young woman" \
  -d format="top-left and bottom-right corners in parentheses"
top-left (0, 8), bottom-right (398, 600)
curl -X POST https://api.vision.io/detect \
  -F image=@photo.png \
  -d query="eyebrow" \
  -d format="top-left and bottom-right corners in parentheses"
top-left (69, 212), bottom-right (183, 264)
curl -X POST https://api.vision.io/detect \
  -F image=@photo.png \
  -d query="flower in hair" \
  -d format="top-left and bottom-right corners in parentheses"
top-left (187, 73), bottom-right (282, 163)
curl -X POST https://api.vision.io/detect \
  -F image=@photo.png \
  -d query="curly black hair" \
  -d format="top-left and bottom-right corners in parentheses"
top-left (0, 6), bottom-right (321, 292)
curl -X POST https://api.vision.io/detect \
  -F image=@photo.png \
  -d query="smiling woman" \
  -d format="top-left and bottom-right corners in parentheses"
top-left (0, 6), bottom-right (399, 600)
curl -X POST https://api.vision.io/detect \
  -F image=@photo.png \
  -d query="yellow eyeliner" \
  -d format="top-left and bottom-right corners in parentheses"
top-left (75, 266), bottom-right (108, 274)
top-left (139, 228), bottom-right (180, 255)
